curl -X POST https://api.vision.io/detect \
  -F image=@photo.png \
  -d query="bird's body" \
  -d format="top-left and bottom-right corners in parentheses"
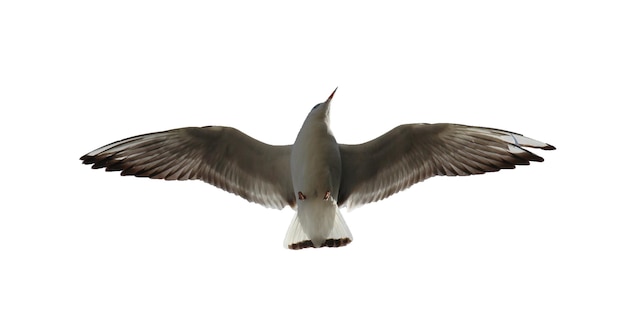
top-left (288, 90), bottom-right (349, 248)
top-left (81, 88), bottom-right (555, 249)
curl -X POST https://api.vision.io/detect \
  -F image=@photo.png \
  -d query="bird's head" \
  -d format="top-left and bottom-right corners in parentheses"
top-left (308, 87), bottom-right (337, 119)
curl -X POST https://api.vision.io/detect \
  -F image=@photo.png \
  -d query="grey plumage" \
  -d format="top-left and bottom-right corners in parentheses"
top-left (81, 90), bottom-right (555, 249)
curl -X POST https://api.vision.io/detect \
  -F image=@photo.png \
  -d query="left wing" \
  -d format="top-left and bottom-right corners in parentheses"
top-left (337, 123), bottom-right (555, 209)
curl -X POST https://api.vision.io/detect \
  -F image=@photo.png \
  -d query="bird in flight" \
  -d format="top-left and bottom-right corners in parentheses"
top-left (81, 88), bottom-right (555, 249)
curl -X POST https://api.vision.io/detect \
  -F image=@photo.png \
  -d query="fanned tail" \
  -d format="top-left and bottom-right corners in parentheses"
top-left (283, 210), bottom-right (353, 250)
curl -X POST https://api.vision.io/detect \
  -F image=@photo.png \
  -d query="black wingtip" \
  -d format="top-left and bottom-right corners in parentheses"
top-left (544, 144), bottom-right (556, 150)
top-left (80, 155), bottom-right (96, 165)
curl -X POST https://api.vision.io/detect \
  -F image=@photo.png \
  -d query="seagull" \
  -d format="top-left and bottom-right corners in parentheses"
top-left (81, 88), bottom-right (555, 249)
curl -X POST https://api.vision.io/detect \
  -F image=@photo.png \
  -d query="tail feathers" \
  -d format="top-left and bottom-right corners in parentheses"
top-left (283, 211), bottom-right (353, 250)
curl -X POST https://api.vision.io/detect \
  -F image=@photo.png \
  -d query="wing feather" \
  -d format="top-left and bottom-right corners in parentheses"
top-left (338, 123), bottom-right (555, 209)
top-left (81, 126), bottom-right (295, 209)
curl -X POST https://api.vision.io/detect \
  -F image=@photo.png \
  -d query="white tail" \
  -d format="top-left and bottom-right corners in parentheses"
top-left (283, 210), bottom-right (353, 250)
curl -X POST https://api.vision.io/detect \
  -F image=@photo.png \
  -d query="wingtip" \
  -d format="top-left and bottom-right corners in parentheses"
top-left (80, 154), bottom-right (95, 165)
top-left (544, 144), bottom-right (556, 150)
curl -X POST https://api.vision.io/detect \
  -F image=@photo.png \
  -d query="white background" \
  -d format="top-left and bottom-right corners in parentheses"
top-left (1, 1), bottom-right (624, 326)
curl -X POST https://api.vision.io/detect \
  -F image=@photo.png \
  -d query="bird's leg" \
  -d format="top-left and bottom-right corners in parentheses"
top-left (323, 191), bottom-right (330, 200)
top-left (298, 191), bottom-right (306, 200)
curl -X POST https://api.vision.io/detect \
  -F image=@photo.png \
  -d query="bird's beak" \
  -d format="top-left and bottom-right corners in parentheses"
top-left (327, 87), bottom-right (338, 102)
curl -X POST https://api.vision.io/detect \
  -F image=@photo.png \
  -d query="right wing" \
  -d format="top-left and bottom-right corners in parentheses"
top-left (81, 126), bottom-right (296, 209)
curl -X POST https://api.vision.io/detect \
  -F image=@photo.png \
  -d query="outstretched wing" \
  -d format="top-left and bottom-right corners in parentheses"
top-left (81, 126), bottom-right (295, 209)
top-left (337, 123), bottom-right (555, 209)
